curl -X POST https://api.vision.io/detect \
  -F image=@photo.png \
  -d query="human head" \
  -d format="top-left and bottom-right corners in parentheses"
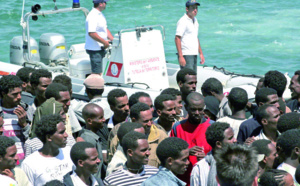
top-left (93, 0), bottom-right (108, 9)
top-left (205, 122), bottom-right (236, 149)
top-left (186, 92), bottom-right (205, 124)
top-left (214, 144), bottom-right (258, 186)
top-left (264, 70), bottom-right (287, 98)
top-left (259, 169), bottom-right (294, 186)
top-left (0, 109), bottom-right (3, 135)
top-left (70, 142), bottom-right (100, 174)
top-left (228, 87), bottom-right (248, 112)
top-left (128, 92), bottom-right (154, 113)
top-left (185, 0), bottom-right (200, 19)
top-left (35, 114), bottom-right (68, 148)
top-left (16, 67), bottom-right (35, 93)
top-left (276, 129), bottom-right (300, 161)
top-left (0, 136), bottom-right (18, 170)
top-left (255, 87), bottom-right (279, 109)
top-left (254, 77), bottom-right (265, 95)
top-left (30, 69), bottom-right (52, 98)
top-left (0, 75), bottom-right (23, 107)
top-left (107, 89), bottom-right (129, 121)
top-left (201, 77), bottom-right (223, 97)
top-left (53, 75), bottom-right (72, 96)
top-left (161, 88), bottom-right (183, 116)
top-left (122, 131), bottom-right (150, 165)
top-left (82, 103), bottom-right (105, 131)
top-left (251, 139), bottom-right (277, 169)
top-left (45, 83), bottom-right (70, 113)
top-left (289, 70), bottom-right (300, 99)
top-left (176, 68), bottom-right (197, 99)
top-left (44, 180), bottom-right (65, 186)
top-left (156, 137), bottom-right (189, 175)
top-left (84, 74), bottom-right (104, 98)
top-left (117, 122), bottom-right (144, 144)
top-left (154, 94), bottom-right (176, 123)
top-left (277, 112), bottom-right (300, 133)
top-left (256, 104), bottom-right (280, 131)
top-left (203, 96), bottom-right (219, 121)
top-left (130, 103), bottom-right (152, 135)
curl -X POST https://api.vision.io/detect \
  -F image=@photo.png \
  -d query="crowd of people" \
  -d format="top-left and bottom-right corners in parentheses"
top-left (0, 65), bottom-right (300, 186)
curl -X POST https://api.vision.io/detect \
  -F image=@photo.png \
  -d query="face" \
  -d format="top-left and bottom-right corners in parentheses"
top-left (130, 139), bottom-right (150, 165)
top-left (264, 143), bottom-right (277, 169)
top-left (57, 91), bottom-right (71, 113)
top-left (2, 87), bottom-right (22, 107)
top-left (186, 5), bottom-right (198, 19)
top-left (134, 127), bottom-right (145, 134)
top-left (254, 81), bottom-right (264, 95)
top-left (0, 145), bottom-right (18, 169)
top-left (82, 148), bottom-right (101, 174)
top-left (187, 99), bottom-right (205, 124)
top-left (90, 107), bottom-right (106, 130)
top-left (112, 95), bottom-right (130, 120)
top-left (0, 117), bottom-right (3, 135)
top-left (99, 2), bottom-right (107, 11)
top-left (158, 100), bottom-right (176, 122)
top-left (174, 95), bottom-right (183, 115)
top-left (283, 173), bottom-right (295, 186)
top-left (264, 106), bottom-right (280, 130)
top-left (222, 128), bottom-right (236, 145)
top-left (290, 75), bottom-right (300, 99)
top-left (34, 77), bottom-right (52, 98)
top-left (170, 148), bottom-right (190, 175)
top-left (265, 94), bottom-right (280, 109)
top-left (179, 75), bottom-right (197, 96)
top-left (50, 122), bottom-right (68, 148)
top-left (139, 96), bottom-right (154, 114)
top-left (136, 109), bottom-right (153, 135)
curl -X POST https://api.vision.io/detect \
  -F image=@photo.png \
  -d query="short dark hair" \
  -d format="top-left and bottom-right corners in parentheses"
top-left (107, 89), bottom-right (127, 107)
top-left (156, 137), bottom-right (189, 166)
top-left (35, 114), bottom-right (64, 143)
top-left (264, 70), bottom-right (287, 98)
top-left (129, 92), bottom-right (151, 108)
top-left (53, 75), bottom-right (72, 92)
top-left (43, 180), bottom-right (65, 186)
top-left (70, 142), bottom-right (95, 166)
top-left (82, 103), bottom-right (102, 121)
top-left (176, 68), bottom-right (196, 84)
top-left (205, 122), bottom-right (230, 149)
top-left (16, 67), bottom-right (35, 83)
top-left (45, 83), bottom-right (69, 100)
top-left (86, 88), bottom-right (104, 97)
top-left (201, 78), bottom-right (223, 96)
top-left (117, 122), bottom-right (143, 143)
top-left (251, 139), bottom-right (272, 158)
top-left (122, 131), bottom-right (147, 155)
top-left (94, 3), bottom-right (100, 8)
top-left (30, 69), bottom-right (52, 86)
top-left (0, 75), bottom-right (22, 95)
top-left (161, 88), bottom-right (182, 97)
top-left (256, 104), bottom-right (274, 125)
top-left (228, 87), bottom-right (248, 111)
top-left (130, 102), bottom-right (150, 120)
top-left (186, 92), bottom-right (204, 106)
top-left (294, 70), bottom-right (300, 83)
top-left (276, 129), bottom-right (300, 159)
top-left (214, 144), bottom-right (258, 186)
top-left (255, 87), bottom-right (277, 105)
top-left (154, 94), bottom-right (176, 111)
top-left (0, 136), bottom-right (15, 157)
top-left (277, 112), bottom-right (300, 133)
top-left (259, 169), bottom-right (290, 186)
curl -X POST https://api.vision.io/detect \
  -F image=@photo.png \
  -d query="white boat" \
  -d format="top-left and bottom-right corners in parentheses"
top-left (0, 4), bottom-right (291, 101)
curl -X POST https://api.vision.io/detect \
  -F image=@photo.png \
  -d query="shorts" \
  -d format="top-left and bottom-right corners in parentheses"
top-left (86, 49), bottom-right (106, 74)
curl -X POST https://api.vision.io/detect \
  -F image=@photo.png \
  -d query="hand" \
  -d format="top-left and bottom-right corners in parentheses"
top-left (195, 151), bottom-right (206, 161)
top-left (103, 40), bottom-right (110, 49)
top-left (200, 54), bottom-right (205, 64)
top-left (2, 169), bottom-right (15, 180)
top-left (178, 56), bottom-right (186, 67)
top-left (14, 105), bottom-right (27, 128)
top-left (245, 136), bottom-right (256, 146)
top-left (189, 146), bottom-right (204, 156)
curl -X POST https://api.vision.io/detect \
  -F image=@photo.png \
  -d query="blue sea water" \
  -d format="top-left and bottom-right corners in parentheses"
top-left (0, 0), bottom-right (299, 76)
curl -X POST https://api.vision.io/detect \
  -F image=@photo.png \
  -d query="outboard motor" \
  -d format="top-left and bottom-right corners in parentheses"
top-left (39, 33), bottom-right (68, 66)
top-left (10, 36), bottom-right (40, 65)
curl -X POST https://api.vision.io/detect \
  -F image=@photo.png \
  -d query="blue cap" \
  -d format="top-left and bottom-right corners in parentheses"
top-left (93, 0), bottom-right (109, 3)
top-left (186, 0), bottom-right (200, 7)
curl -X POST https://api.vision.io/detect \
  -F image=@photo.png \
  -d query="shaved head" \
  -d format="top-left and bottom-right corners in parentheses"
top-left (82, 103), bottom-right (103, 121)
top-left (186, 92), bottom-right (204, 106)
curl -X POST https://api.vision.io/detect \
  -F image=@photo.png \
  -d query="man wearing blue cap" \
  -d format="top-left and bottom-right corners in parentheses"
top-left (175, 0), bottom-right (205, 73)
top-left (85, 0), bottom-right (114, 76)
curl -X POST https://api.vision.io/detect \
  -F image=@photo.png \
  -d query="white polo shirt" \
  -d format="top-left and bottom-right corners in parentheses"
top-left (85, 8), bottom-right (108, 51)
top-left (176, 13), bottom-right (199, 55)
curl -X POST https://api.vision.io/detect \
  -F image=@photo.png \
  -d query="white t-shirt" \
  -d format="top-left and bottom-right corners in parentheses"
top-left (175, 13), bottom-right (199, 55)
top-left (85, 8), bottom-right (108, 50)
top-left (21, 147), bottom-right (74, 186)
top-left (217, 116), bottom-right (246, 139)
top-left (70, 170), bottom-right (99, 186)
top-left (0, 174), bottom-right (18, 186)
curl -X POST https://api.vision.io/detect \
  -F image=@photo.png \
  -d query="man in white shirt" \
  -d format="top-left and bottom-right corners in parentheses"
top-left (175, 0), bottom-right (205, 72)
top-left (85, 0), bottom-right (114, 75)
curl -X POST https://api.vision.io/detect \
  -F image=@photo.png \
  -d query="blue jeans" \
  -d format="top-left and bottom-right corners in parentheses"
top-left (86, 49), bottom-right (106, 74)
top-left (179, 55), bottom-right (197, 72)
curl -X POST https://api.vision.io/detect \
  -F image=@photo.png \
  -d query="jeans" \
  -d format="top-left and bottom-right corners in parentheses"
top-left (179, 55), bottom-right (197, 73)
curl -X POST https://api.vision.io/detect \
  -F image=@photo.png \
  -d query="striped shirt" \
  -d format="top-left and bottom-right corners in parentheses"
top-left (104, 165), bottom-right (158, 186)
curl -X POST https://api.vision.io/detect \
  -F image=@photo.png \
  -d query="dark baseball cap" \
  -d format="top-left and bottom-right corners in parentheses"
top-left (93, 0), bottom-right (109, 3)
top-left (186, 0), bottom-right (200, 7)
